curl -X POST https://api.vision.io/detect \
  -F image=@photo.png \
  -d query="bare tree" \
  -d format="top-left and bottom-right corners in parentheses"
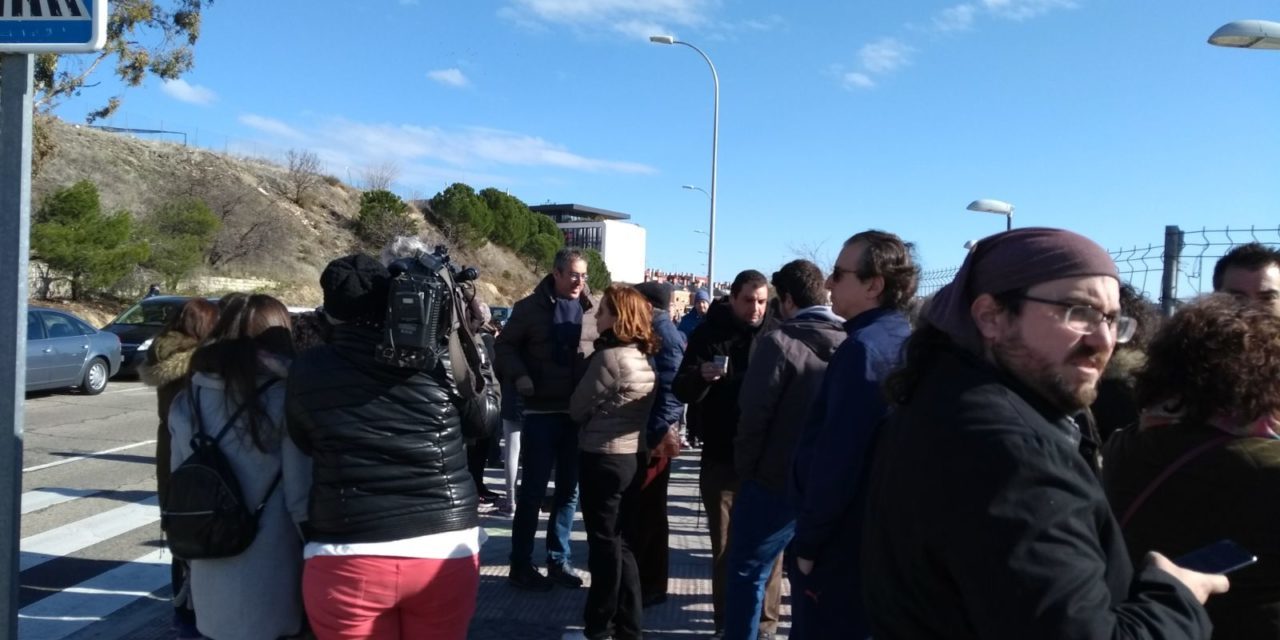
top-left (360, 161), bottom-right (401, 192)
top-left (788, 239), bottom-right (835, 270)
top-left (283, 149), bottom-right (323, 205)
top-left (166, 172), bottom-right (290, 269)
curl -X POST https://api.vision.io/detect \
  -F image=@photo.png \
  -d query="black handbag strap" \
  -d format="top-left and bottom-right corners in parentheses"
top-left (191, 378), bottom-right (282, 445)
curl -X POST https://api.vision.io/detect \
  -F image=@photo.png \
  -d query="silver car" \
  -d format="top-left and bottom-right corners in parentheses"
top-left (26, 307), bottom-right (123, 395)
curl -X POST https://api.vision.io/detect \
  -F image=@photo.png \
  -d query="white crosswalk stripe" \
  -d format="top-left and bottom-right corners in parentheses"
top-left (21, 488), bottom-right (97, 515)
top-left (17, 549), bottom-right (169, 640)
top-left (19, 495), bottom-right (160, 572)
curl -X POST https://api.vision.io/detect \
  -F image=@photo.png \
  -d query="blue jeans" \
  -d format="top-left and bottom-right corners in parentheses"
top-left (509, 412), bottom-right (580, 568)
top-left (723, 480), bottom-right (794, 640)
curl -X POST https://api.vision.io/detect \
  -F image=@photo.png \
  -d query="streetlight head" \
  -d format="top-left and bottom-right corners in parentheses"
top-left (963, 239), bottom-right (978, 251)
top-left (649, 35), bottom-right (676, 45)
top-left (681, 184), bottom-right (696, 190)
top-left (966, 199), bottom-right (1015, 216)
top-left (1208, 20), bottom-right (1280, 50)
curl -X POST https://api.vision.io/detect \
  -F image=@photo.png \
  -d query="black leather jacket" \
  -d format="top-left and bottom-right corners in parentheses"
top-left (287, 324), bottom-right (500, 543)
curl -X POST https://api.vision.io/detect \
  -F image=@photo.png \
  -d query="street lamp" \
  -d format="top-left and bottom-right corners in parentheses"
top-left (1208, 20), bottom-right (1280, 49)
top-left (966, 199), bottom-right (1014, 231)
top-left (963, 239), bottom-right (978, 252)
top-left (654, 35), bottom-right (719, 296)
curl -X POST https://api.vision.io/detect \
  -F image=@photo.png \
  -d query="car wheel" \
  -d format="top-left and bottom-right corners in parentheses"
top-left (81, 358), bottom-right (108, 395)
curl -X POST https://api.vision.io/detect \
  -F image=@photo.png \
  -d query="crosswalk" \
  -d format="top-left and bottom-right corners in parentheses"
top-left (18, 487), bottom-right (169, 640)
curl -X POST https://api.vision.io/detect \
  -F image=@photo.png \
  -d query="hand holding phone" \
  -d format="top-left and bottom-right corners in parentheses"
top-left (1175, 539), bottom-right (1257, 575)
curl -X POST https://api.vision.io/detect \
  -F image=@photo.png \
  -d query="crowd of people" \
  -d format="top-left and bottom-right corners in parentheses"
top-left (138, 231), bottom-right (1280, 640)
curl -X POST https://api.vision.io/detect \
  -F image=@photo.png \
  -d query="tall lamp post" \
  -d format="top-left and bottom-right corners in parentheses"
top-left (966, 198), bottom-right (1015, 231)
top-left (1208, 20), bottom-right (1280, 49)
top-left (653, 35), bottom-right (719, 295)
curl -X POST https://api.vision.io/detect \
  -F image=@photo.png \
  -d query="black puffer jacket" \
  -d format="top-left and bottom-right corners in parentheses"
top-left (287, 324), bottom-right (499, 543)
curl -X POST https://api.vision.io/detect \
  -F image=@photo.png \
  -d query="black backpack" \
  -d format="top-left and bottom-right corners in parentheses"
top-left (162, 379), bottom-right (282, 560)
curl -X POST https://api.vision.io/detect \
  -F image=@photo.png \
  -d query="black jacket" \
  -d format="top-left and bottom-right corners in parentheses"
top-left (286, 324), bottom-right (499, 544)
top-left (493, 275), bottom-right (597, 412)
top-left (862, 347), bottom-right (1211, 640)
top-left (673, 299), bottom-right (760, 465)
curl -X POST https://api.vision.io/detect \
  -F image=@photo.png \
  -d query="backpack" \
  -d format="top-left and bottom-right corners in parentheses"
top-left (162, 379), bottom-right (282, 560)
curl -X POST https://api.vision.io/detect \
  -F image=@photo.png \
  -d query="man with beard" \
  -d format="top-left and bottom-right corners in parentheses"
top-left (674, 270), bottom-right (769, 638)
top-left (861, 228), bottom-right (1228, 639)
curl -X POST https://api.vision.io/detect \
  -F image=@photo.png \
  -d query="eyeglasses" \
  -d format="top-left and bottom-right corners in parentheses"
top-left (830, 266), bottom-right (861, 283)
top-left (1019, 295), bottom-right (1136, 344)
top-left (563, 272), bottom-right (588, 283)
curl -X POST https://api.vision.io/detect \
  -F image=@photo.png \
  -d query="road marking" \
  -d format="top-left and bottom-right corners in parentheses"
top-left (23, 440), bottom-right (157, 473)
top-left (101, 386), bottom-right (151, 395)
top-left (20, 497), bottom-right (160, 572)
top-left (17, 548), bottom-right (168, 640)
top-left (21, 489), bottom-right (97, 515)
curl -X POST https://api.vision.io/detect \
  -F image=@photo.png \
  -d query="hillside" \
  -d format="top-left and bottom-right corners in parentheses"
top-left (31, 117), bottom-right (542, 310)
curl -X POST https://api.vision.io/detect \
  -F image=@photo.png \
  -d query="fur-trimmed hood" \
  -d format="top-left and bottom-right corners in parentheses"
top-left (1103, 347), bottom-right (1146, 384)
top-left (138, 332), bottom-right (200, 388)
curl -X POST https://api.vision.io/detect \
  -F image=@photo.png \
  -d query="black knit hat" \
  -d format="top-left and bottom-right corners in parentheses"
top-left (634, 281), bottom-right (673, 311)
top-left (320, 254), bottom-right (390, 323)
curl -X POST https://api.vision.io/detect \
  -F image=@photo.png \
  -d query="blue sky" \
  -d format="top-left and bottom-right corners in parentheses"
top-left (54, 0), bottom-right (1280, 294)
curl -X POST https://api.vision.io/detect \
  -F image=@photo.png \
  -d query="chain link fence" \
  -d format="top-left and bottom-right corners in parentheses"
top-left (915, 225), bottom-right (1280, 314)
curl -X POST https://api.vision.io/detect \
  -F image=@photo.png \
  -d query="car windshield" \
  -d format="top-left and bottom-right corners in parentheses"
top-left (112, 301), bottom-right (182, 326)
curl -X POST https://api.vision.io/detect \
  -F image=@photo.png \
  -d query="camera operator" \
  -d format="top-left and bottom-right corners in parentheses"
top-left (287, 252), bottom-right (500, 640)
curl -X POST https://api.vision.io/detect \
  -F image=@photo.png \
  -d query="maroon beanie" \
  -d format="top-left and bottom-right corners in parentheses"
top-left (925, 227), bottom-right (1118, 354)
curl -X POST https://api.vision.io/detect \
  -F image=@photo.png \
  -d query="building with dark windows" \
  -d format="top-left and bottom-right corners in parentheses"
top-left (530, 204), bottom-right (647, 283)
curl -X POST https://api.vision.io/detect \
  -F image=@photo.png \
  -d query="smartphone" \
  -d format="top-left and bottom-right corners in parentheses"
top-left (712, 355), bottom-right (729, 375)
top-left (1174, 539), bottom-right (1258, 575)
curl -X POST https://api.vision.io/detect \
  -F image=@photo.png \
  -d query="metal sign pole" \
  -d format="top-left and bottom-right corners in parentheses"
top-left (0, 52), bottom-right (33, 640)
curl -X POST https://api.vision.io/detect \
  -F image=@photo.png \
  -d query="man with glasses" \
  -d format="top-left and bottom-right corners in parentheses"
top-left (861, 228), bottom-right (1226, 639)
top-left (788, 230), bottom-right (917, 639)
top-left (495, 248), bottom-right (598, 591)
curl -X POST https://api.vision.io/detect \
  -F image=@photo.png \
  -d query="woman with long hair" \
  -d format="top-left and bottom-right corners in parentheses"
top-left (140, 298), bottom-right (218, 638)
top-left (168, 294), bottom-right (311, 640)
top-left (1104, 294), bottom-right (1280, 639)
top-left (566, 285), bottom-right (659, 640)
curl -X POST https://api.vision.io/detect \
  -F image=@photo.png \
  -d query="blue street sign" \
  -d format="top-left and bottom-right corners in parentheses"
top-left (0, 0), bottom-right (106, 53)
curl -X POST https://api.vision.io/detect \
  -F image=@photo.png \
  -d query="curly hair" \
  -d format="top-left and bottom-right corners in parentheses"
top-left (1135, 294), bottom-right (1280, 427)
top-left (1118, 283), bottom-right (1161, 352)
top-left (601, 285), bottom-right (660, 355)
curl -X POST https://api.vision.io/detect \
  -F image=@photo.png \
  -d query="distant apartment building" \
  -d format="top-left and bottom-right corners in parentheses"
top-left (530, 204), bottom-right (647, 284)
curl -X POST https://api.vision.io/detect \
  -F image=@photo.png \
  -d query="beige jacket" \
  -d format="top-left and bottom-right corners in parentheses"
top-left (571, 341), bottom-right (657, 454)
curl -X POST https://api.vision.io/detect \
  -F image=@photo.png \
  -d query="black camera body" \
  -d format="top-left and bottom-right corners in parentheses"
top-left (377, 245), bottom-right (479, 371)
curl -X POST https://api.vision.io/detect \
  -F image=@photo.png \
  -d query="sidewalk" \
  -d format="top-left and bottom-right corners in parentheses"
top-left (470, 451), bottom-right (790, 639)
top-left (87, 451), bottom-right (790, 640)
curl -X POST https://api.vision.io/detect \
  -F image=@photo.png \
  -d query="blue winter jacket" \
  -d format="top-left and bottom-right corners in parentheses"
top-left (646, 309), bottom-right (686, 448)
top-left (676, 310), bottom-right (705, 341)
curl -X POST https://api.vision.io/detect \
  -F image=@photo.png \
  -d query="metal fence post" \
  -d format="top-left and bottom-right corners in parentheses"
top-left (1160, 225), bottom-right (1183, 316)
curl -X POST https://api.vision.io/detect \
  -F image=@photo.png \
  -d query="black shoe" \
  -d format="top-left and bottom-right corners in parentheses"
top-left (548, 563), bottom-right (584, 588)
top-left (642, 593), bottom-right (668, 608)
top-left (509, 564), bottom-right (554, 592)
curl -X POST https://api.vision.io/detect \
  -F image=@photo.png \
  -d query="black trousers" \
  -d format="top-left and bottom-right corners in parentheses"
top-left (467, 436), bottom-right (495, 494)
top-left (580, 450), bottom-right (646, 640)
top-left (636, 454), bottom-right (671, 600)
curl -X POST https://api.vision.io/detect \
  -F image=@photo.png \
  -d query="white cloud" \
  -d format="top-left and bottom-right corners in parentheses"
top-left (858, 38), bottom-right (913, 75)
top-left (981, 0), bottom-right (1077, 21)
top-left (933, 4), bottom-right (977, 32)
top-left (428, 68), bottom-right (470, 87)
top-left (160, 79), bottom-right (216, 106)
top-left (842, 73), bottom-right (875, 90)
top-left (500, 0), bottom-right (710, 38)
top-left (238, 114), bottom-right (305, 140)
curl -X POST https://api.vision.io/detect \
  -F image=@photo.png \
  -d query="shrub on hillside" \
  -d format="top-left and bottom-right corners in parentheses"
top-left (356, 189), bottom-right (417, 250)
top-left (141, 197), bottom-right (222, 290)
top-left (31, 180), bottom-right (150, 300)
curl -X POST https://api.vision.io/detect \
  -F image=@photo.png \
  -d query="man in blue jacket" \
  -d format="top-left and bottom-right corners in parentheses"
top-left (789, 230), bottom-right (918, 639)
top-left (677, 289), bottom-right (710, 339)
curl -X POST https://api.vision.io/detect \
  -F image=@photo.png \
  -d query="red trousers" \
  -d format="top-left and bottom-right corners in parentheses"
top-left (303, 554), bottom-right (479, 640)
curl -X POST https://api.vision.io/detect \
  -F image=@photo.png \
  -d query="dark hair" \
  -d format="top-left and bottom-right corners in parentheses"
top-left (217, 291), bottom-right (250, 314)
top-left (1117, 283), bottom-right (1161, 352)
top-left (1135, 294), bottom-right (1280, 427)
top-left (772, 260), bottom-right (826, 309)
top-left (884, 286), bottom-right (1026, 405)
top-left (601, 285), bottom-right (660, 355)
top-left (190, 294), bottom-right (295, 452)
top-left (553, 248), bottom-right (586, 273)
top-left (1213, 242), bottom-right (1280, 290)
top-left (730, 270), bottom-right (768, 298)
top-left (845, 230), bottom-right (919, 312)
top-left (162, 299), bottom-right (218, 343)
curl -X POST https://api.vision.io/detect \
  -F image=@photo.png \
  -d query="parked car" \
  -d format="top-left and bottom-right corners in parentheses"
top-left (102, 296), bottom-right (202, 376)
top-left (27, 307), bottom-right (122, 394)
